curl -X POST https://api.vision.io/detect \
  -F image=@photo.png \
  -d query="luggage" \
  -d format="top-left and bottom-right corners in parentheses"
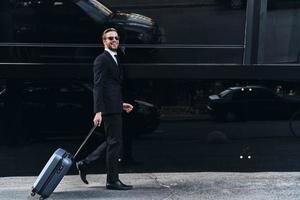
top-left (31, 125), bottom-right (97, 200)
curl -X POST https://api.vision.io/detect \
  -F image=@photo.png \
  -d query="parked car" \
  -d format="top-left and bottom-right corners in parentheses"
top-left (207, 85), bottom-right (300, 121)
top-left (0, 81), bottom-right (160, 140)
top-left (5, 0), bottom-right (162, 62)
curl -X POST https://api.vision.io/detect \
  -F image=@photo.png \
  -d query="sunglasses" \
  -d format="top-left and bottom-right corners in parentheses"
top-left (106, 36), bottom-right (119, 41)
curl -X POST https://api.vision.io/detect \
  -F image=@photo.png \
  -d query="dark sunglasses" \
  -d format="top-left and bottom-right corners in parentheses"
top-left (107, 36), bottom-right (119, 41)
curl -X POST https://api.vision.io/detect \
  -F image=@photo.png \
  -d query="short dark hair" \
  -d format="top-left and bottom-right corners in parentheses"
top-left (102, 28), bottom-right (118, 40)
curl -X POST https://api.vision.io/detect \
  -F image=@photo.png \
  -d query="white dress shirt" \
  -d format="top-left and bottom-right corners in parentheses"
top-left (105, 48), bottom-right (118, 65)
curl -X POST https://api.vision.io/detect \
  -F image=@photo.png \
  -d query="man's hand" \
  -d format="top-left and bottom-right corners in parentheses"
top-left (123, 103), bottom-right (133, 113)
top-left (93, 112), bottom-right (102, 126)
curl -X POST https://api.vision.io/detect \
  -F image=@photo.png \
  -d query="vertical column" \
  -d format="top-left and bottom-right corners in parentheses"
top-left (243, 0), bottom-right (268, 64)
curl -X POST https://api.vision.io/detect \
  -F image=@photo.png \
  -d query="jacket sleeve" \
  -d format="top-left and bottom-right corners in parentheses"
top-left (93, 57), bottom-right (107, 113)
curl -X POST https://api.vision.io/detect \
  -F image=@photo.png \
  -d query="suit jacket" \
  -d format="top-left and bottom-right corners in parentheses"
top-left (93, 51), bottom-right (123, 114)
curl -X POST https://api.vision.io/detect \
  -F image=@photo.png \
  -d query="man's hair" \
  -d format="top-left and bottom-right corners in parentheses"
top-left (102, 28), bottom-right (118, 40)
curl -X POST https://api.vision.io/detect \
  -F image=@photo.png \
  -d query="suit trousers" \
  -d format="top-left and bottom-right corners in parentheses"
top-left (83, 114), bottom-right (123, 183)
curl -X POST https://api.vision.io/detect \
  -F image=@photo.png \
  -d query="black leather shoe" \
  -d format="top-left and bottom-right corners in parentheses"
top-left (106, 180), bottom-right (133, 190)
top-left (76, 161), bottom-right (89, 184)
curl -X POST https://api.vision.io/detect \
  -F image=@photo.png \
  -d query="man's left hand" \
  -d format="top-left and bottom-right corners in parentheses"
top-left (123, 103), bottom-right (133, 113)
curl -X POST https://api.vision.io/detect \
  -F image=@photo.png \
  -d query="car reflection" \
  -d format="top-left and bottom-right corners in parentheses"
top-left (75, 0), bottom-right (162, 44)
top-left (207, 85), bottom-right (300, 122)
top-left (11, 0), bottom-right (162, 62)
top-left (12, 0), bottom-right (162, 44)
top-left (0, 82), bottom-right (160, 140)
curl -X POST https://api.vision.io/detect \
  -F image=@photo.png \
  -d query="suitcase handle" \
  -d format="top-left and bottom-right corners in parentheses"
top-left (74, 125), bottom-right (98, 159)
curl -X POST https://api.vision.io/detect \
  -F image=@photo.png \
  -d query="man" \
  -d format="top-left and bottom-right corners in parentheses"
top-left (76, 28), bottom-right (134, 190)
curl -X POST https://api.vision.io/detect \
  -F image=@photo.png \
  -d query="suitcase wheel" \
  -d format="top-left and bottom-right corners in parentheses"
top-left (30, 191), bottom-right (36, 197)
top-left (39, 196), bottom-right (45, 200)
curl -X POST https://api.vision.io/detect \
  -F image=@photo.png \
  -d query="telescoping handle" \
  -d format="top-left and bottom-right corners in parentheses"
top-left (74, 125), bottom-right (98, 159)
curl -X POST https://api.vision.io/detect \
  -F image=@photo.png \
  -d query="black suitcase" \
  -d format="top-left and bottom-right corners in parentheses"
top-left (31, 125), bottom-right (97, 200)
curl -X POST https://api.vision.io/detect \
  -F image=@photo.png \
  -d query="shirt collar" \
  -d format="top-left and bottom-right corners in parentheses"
top-left (105, 48), bottom-right (117, 57)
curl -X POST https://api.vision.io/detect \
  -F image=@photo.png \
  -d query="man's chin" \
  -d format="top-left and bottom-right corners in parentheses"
top-left (109, 47), bottom-right (118, 52)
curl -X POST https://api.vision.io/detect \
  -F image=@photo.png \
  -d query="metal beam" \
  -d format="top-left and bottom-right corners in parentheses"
top-left (1, 63), bottom-right (300, 80)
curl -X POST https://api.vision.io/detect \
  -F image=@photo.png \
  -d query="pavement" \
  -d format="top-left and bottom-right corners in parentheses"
top-left (1, 172), bottom-right (300, 200)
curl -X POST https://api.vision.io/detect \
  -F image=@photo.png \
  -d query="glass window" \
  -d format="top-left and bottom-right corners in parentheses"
top-left (0, 0), bottom-right (247, 64)
top-left (110, 0), bottom-right (246, 64)
top-left (263, 0), bottom-right (300, 63)
top-left (75, 0), bottom-right (112, 22)
top-left (117, 0), bottom-right (246, 45)
top-left (39, 0), bottom-right (100, 43)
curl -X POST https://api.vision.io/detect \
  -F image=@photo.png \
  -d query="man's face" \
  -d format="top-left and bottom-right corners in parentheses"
top-left (103, 31), bottom-right (119, 51)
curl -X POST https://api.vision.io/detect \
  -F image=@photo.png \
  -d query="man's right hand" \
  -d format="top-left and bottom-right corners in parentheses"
top-left (93, 112), bottom-right (102, 126)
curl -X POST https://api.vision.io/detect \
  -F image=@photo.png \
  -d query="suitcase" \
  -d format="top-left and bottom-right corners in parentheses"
top-left (31, 125), bottom-right (97, 200)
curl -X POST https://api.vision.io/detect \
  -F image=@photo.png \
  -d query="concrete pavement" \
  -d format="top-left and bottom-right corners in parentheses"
top-left (1, 172), bottom-right (300, 200)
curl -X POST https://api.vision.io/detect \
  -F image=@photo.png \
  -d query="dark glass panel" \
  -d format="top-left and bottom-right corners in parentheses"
top-left (264, 0), bottom-right (300, 63)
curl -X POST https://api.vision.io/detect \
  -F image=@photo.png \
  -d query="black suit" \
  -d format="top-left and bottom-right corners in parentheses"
top-left (93, 51), bottom-right (123, 114)
top-left (83, 50), bottom-right (124, 183)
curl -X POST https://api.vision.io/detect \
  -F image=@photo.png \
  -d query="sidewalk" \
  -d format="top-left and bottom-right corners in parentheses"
top-left (1, 172), bottom-right (300, 200)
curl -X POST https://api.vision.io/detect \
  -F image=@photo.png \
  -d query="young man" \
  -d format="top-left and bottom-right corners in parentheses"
top-left (76, 28), bottom-right (133, 190)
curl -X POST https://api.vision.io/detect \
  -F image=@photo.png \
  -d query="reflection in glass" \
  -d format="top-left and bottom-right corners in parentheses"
top-left (264, 0), bottom-right (300, 63)
top-left (76, 0), bottom-right (112, 22)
